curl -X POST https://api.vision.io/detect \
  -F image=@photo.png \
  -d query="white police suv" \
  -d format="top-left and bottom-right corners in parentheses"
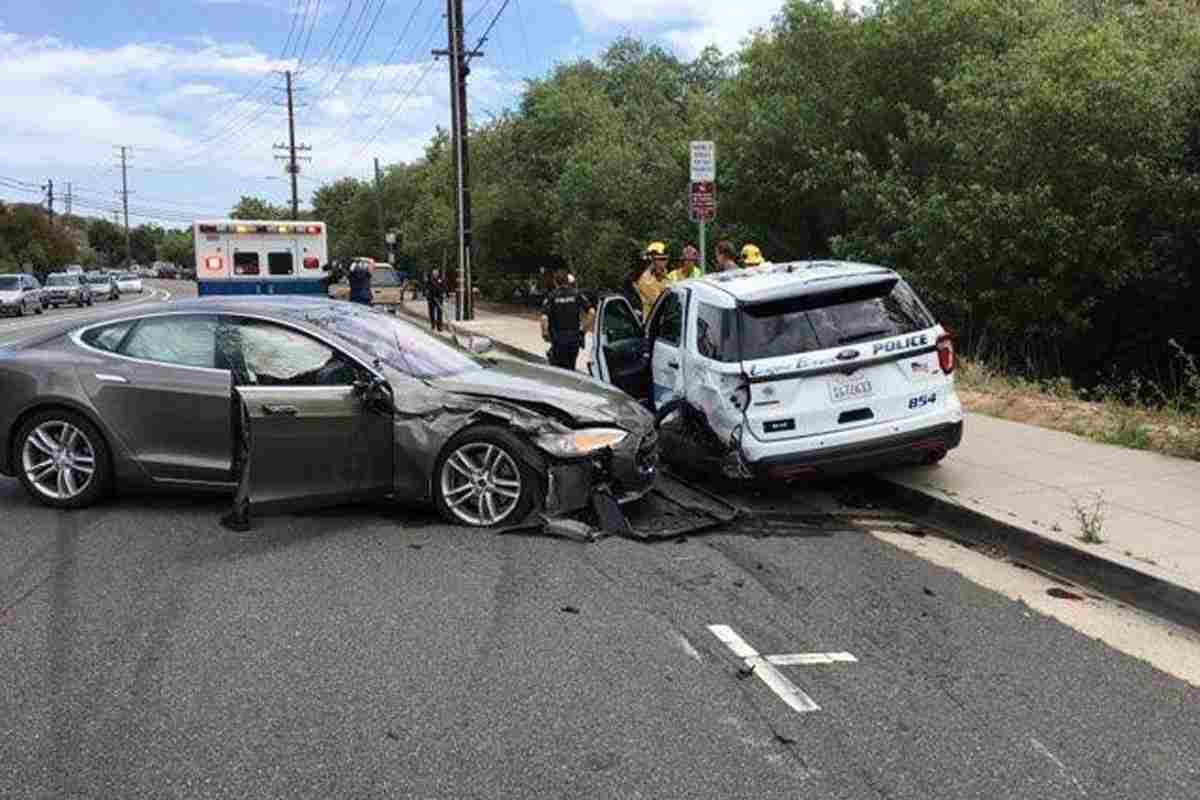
top-left (588, 260), bottom-right (963, 479)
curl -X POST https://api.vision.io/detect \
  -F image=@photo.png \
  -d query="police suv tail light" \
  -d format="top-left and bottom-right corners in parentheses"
top-left (937, 333), bottom-right (955, 375)
top-left (303, 256), bottom-right (320, 270)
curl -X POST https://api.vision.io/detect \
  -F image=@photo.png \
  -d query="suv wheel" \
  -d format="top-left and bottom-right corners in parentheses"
top-left (15, 410), bottom-right (112, 509)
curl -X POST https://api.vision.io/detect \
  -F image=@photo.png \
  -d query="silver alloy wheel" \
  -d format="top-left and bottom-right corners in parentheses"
top-left (21, 421), bottom-right (96, 501)
top-left (439, 442), bottom-right (523, 526)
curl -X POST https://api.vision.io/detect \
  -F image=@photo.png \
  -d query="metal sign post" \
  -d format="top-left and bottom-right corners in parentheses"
top-left (689, 141), bottom-right (716, 271)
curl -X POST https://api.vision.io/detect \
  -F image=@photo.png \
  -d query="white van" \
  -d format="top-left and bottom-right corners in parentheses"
top-left (588, 261), bottom-right (964, 478)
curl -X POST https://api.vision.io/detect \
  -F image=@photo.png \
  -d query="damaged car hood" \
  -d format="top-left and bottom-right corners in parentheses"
top-left (431, 359), bottom-right (653, 432)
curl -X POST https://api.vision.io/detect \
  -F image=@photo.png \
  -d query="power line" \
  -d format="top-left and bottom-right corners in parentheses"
top-left (466, 0), bottom-right (510, 67)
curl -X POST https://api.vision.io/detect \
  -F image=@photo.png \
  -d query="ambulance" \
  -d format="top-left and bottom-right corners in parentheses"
top-left (193, 219), bottom-right (330, 296)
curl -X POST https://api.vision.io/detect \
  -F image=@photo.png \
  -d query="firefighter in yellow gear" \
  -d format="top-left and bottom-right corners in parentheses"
top-left (636, 241), bottom-right (670, 318)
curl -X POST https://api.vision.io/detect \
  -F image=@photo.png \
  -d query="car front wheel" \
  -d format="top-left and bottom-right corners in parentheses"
top-left (15, 410), bottom-right (111, 509)
top-left (434, 426), bottom-right (536, 527)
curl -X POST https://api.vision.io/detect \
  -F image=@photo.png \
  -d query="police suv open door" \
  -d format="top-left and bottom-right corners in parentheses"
top-left (590, 295), bottom-right (651, 402)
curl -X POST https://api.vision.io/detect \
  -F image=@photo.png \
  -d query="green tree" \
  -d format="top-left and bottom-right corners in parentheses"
top-left (87, 219), bottom-right (125, 266)
top-left (230, 196), bottom-right (287, 220)
top-left (158, 229), bottom-right (194, 267)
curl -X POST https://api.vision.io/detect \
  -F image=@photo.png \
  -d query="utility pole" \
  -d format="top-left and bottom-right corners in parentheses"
top-left (434, 0), bottom-right (479, 321)
top-left (64, 182), bottom-right (72, 217)
top-left (115, 146), bottom-right (132, 263)
top-left (273, 70), bottom-right (312, 220)
top-left (374, 157), bottom-right (387, 260)
top-left (41, 179), bottom-right (54, 228)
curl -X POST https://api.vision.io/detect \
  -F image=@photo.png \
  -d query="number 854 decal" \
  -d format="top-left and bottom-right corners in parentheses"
top-left (908, 392), bottom-right (938, 410)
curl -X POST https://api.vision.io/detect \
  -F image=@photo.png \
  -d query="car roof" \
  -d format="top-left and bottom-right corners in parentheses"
top-left (677, 260), bottom-right (897, 306)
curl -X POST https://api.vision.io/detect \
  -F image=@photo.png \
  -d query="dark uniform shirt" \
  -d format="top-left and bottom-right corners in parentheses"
top-left (543, 287), bottom-right (589, 345)
top-left (427, 275), bottom-right (447, 301)
top-left (348, 263), bottom-right (372, 303)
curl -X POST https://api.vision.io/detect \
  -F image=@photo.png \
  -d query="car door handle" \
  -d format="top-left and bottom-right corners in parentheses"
top-left (262, 404), bottom-right (299, 417)
top-left (95, 373), bottom-right (128, 384)
top-left (667, 360), bottom-right (680, 369)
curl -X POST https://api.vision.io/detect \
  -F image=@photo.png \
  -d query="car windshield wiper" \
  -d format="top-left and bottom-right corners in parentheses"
top-left (838, 328), bottom-right (893, 344)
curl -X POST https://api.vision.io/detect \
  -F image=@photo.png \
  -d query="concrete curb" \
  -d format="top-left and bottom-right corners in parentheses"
top-left (867, 476), bottom-right (1200, 633)
top-left (398, 299), bottom-right (1200, 632)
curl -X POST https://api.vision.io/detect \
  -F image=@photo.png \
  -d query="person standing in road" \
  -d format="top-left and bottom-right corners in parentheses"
top-left (713, 240), bottom-right (739, 273)
top-left (348, 259), bottom-right (372, 305)
top-left (427, 269), bottom-right (447, 332)
top-left (667, 244), bottom-right (703, 283)
top-left (636, 241), bottom-right (670, 319)
top-left (541, 269), bottom-right (592, 371)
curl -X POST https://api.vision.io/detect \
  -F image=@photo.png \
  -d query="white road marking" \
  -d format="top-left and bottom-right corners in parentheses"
top-left (673, 632), bottom-right (703, 662)
top-left (1030, 737), bottom-right (1088, 797)
top-left (708, 624), bottom-right (857, 715)
top-left (767, 653), bottom-right (858, 666)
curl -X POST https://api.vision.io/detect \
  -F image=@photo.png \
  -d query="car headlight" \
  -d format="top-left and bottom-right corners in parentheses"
top-left (536, 428), bottom-right (628, 458)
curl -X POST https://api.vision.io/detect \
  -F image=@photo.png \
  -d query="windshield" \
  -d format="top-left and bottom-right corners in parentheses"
top-left (0, 276), bottom-right (20, 291)
top-left (87, 275), bottom-right (109, 283)
top-left (305, 307), bottom-right (483, 379)
top-left (118, 273), bottom-right (136, 280)
top-left (46, 275), bottom-right (78, 287)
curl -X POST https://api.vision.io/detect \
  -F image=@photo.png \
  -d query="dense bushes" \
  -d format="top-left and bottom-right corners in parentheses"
top-left (310, 0), bottom-right (1200, 388)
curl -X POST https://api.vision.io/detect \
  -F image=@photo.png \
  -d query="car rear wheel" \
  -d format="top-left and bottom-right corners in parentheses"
top-left (15, 410), bottom-right (111, 509)
top-left (14, 303), bottom-right (23, 317)
top-left (435, 426), bottom-right (536, 527)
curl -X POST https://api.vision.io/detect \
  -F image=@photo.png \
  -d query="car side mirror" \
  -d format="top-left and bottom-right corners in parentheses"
top-left (354, 375), bottom-right (394, 414)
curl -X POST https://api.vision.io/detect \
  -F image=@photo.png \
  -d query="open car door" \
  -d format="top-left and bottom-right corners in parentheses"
top-left (235, 383), bottom-right (394, 514)
top-left (590, 295), bottom-right (651, 402)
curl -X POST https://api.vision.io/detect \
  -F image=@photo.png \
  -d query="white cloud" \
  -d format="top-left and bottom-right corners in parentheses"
top-left (567, 0), bottom-right (874, 57)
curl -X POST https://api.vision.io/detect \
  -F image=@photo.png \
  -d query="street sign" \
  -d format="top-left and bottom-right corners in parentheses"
top-left (689, 180), bottom-right (716, 223)
top-left (690, 140), bottom-right (715, 182)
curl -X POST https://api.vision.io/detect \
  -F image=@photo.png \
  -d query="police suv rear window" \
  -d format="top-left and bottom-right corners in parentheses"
top-left (737, 278), bottom-right (934, 362)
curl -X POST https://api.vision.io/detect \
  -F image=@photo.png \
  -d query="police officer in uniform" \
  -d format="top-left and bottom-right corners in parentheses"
top-left (348, 259), bottom-right (372, 305)
top-left (541, 269), bottom-right (591, 371)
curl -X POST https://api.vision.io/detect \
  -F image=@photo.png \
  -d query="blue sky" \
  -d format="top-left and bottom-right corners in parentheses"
top-left (0, 0), bottom-right (864, 228)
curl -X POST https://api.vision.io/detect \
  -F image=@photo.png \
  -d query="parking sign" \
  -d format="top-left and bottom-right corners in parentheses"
top-left (690, 141), bottom-right (715, 182)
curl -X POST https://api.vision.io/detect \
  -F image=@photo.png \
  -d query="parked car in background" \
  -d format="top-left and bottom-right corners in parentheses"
top-left (157, 263), bottom-right (179, 280)
top-left (0, 274), bottom-right (45, 316)
top-left (115, 272), bottom-right (144, 294)
top-left (85, 273), bottom-right (121, 301)
top-left (64, 264), bottom-right (84, 275)
top-left (329, 266), bottom-right (404, 309)
top-left (42, 273), bottom-right (94, 308)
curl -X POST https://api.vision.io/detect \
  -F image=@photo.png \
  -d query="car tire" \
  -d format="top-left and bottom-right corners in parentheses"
top-left (14, 409), bottom-right (112, 510)
top-left (34, 303), bottom-right (43, 315)
top-left (15, 303), bottom-right (23, 317)
top-left (434, 425), bottom-right (538, 528)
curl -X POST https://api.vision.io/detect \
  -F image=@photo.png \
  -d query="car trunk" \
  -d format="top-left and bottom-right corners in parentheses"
top-left (734, 277), bottom-right (946, 443)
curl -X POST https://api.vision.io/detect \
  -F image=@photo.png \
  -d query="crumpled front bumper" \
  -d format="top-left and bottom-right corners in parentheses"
top-left (543, 427), bottom-right (658, 516)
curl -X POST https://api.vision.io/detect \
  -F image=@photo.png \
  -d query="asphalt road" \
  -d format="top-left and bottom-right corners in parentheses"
top-left (2, 283), bottom-right (1199, 799)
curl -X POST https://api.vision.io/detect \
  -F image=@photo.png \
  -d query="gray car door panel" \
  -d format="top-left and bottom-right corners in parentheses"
top-left (237, 385), bottom-right (393, 512)
top-left (83, 360), bottom-right (234, 484)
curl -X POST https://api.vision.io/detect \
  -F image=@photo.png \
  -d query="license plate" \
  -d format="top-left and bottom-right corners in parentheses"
top-left (829, 374), bottom-right (873, 403)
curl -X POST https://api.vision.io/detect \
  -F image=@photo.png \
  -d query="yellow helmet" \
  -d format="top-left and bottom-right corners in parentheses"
top-left (741, 243), bottom-right (764, 266)
top-left (645, 241), bottom-right (667, 258)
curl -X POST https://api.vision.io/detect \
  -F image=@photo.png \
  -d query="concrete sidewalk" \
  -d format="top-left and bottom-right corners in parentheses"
top-left (398, 298), bottom-right (1200, 620)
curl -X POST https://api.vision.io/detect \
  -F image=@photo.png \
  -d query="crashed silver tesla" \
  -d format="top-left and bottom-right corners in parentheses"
top-left (0, 297), bottom-right (658, 527)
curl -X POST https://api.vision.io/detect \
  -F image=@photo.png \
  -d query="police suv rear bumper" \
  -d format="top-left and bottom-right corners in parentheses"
top-left (741, 410), bottom-right (964, 479)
